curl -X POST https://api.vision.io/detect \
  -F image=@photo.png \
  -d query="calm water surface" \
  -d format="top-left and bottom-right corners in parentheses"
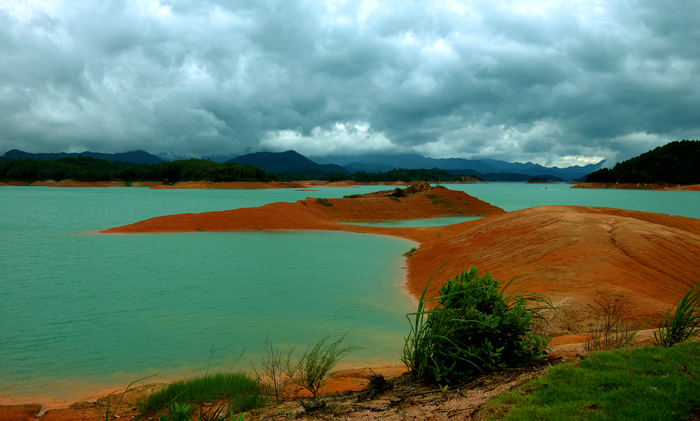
top-left (0, 186), bottom-right (414, 403)
top-left (1, 183), bottom-right (698, 403)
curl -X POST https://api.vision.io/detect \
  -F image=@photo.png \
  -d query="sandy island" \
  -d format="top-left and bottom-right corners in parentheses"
top-left (4, 182), bottom-right (700, 420)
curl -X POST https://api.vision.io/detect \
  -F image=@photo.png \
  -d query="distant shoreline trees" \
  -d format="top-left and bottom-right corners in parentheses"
top-left (0, 156), bottom-right (273, 183)
top-left (0, 156), bottom-right (486, 184)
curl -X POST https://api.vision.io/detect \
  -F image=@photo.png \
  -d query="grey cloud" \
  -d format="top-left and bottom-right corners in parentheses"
top-left (0, 0), bottom-right (697, 164)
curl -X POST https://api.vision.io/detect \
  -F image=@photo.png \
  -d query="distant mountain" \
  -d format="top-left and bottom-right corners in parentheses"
top-left (342, 162), bottom-right (396, 173)
top-left (2, 149), bottom-right (165, 165)
top-left (448, 169), bottom-right (563, 182)
top-left (226, 150), bottom-right (348, 175)
top-left (314, 153), bottom-right (603, 181)
top-left (586, 140), bottom-right (700, 185)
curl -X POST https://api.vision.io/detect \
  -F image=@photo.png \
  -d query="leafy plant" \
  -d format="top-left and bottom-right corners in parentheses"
top-left (402, 267), bottom-right (552, 384)
top-left (284, 332), bottom-right (356, 403)
top-left (655, 283), bottom-right (700, 347)
top-left (159, 402), bottom-right (191, 421)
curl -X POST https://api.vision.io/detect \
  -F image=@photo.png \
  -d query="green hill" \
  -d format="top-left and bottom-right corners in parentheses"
top-left (586, 140), bottom-right (700, 185)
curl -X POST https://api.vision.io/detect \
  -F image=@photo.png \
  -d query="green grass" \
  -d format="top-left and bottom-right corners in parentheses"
top-left (139, 372), bottom-right (266, 415)
top-left (655, 283), bottom-right (700, 347)
top-left (425, 193), bottom-right (437, 199)
top-left (482, 340), bottom-right (700, 420)
top-left (315, 198), bottom-right (333, 207)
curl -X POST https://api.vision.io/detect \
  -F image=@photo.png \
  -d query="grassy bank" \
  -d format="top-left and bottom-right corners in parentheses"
top-left (481, 340), bottom-right (700, 420)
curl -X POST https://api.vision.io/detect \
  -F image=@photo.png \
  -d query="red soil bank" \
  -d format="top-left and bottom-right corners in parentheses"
top-left (407, 206), bottom-right (700, 335)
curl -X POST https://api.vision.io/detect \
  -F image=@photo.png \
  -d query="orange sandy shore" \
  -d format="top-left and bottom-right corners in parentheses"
top-left (4, 184), bottom-right (700, 420)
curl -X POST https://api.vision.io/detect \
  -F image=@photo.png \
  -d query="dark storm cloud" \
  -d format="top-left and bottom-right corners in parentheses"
top-left (0, 0), bottom-right (697, 165)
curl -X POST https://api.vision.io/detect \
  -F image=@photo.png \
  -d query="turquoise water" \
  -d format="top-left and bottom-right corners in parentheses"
top-left (455, 183), bottom-right (700, 218)
top-left (0, 186), bottom-right (415, 404)
top-left (0, 183), bottom-right (698, 404)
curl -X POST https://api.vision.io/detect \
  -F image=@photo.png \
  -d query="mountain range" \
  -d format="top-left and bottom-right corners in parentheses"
top-left (1, 149), bottom-right (165, 165)
top-left (2, 149), bottom-right (604, 181)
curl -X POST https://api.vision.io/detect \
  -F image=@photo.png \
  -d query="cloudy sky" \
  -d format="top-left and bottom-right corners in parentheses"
top-left (1, 0), bottom-right (698, 166)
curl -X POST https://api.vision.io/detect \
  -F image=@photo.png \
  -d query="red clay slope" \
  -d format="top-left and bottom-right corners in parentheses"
top-left (406, 205), bottom-right (700, 335)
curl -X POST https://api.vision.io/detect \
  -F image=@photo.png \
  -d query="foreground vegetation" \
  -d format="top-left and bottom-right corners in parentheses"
top-left (100, 273), bottom-right (700, 420)
top-left (483, 340), bottom-right (700, 420)
top-left (138, 372), bottom-right (266, 418)
top-left (402, 267), bottom-right (552, 384)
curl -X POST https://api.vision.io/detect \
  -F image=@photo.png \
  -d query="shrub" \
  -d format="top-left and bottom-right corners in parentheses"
top-left (402, 267), bottom-right (552, 384)
top-left (284, 332), bottom-right (356, 404)
top-left (404, 247), bottom-right (418, 257)
top-left (655, 283), bottom-right (700, 347)
top-left (585, 293), bottom-right (640, 351)
top-left (252, 334), bottom-right (287, 403)
top-left (315, 198), bottom-right (333, 207)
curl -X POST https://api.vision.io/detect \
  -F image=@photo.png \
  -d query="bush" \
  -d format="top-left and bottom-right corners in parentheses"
top-left (315, 198), bottom-right (333, 207)
top-left (402, 267), bottom-right (552, 384)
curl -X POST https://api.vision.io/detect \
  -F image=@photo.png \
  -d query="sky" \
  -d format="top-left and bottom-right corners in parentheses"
top-left (1, 0), bottom-right (698, 167)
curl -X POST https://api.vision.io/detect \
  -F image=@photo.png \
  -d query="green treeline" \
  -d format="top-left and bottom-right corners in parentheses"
top-left (0, 156), bottom-right (273, 183)
top-left (0, 156), bottom-right (485, 183)
top-left (586, 140), bottom-right (700, 185)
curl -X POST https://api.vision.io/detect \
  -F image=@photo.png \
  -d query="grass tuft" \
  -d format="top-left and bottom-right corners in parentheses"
top-left (139, 372), bottom-right (266, 415)
top-left (315, 198), bottom-right (333, 207)
top-left (285, 332), bottom-right (356, 403)
top-left (655, 283), bottom-right (700, 347)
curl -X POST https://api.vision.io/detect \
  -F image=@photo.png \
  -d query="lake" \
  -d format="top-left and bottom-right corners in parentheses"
top-left (0, 183), bottom-right (698, 405)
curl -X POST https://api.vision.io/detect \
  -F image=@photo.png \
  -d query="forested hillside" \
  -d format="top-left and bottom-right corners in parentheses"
top-left (586, 140), bottom-right (699, 185)
top-left (0, 156), bottom-right (272, 183)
